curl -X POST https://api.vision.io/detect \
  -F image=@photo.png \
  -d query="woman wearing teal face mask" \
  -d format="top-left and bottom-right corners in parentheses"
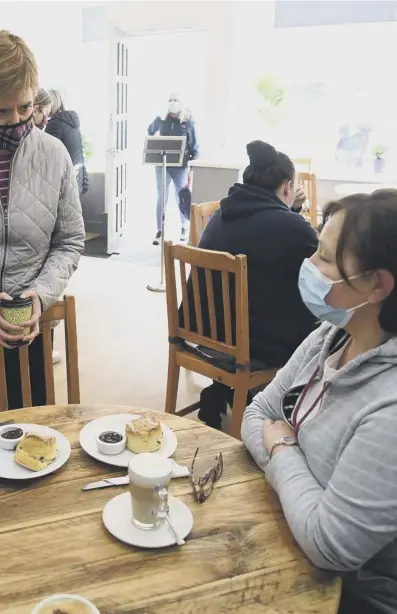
top-left (242, 190), bottom-right (397, 614)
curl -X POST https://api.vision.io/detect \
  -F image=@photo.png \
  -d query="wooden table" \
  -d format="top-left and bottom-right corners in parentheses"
top-left (0, 405), bottom-right (340, 614)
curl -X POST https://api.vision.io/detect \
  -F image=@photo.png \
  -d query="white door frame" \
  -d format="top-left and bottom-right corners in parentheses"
top-left (105, 25), bottom-right (130, 255)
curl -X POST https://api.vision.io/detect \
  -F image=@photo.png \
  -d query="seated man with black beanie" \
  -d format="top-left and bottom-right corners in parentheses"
top-left (180, 141), bottom-right (319, 429)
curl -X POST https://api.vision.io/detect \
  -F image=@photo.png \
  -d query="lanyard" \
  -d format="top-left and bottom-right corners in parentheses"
top-left (291, 366), bottom-right (331, 432)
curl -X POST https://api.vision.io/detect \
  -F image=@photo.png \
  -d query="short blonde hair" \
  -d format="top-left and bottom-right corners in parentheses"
top-left (35, 88), bottom-right (52, 109)
top-left (48, 89), bottom-right (64, 116)
top-left (0, 31), bottom-right (38, 97)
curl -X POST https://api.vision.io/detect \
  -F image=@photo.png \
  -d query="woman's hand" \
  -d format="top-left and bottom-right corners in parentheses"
top-left (20, 290), bottom-right (42, 345)
top-left (0, 292), bottom-right (25, 348)
top-left (263, 419), bottom-right (297, 457)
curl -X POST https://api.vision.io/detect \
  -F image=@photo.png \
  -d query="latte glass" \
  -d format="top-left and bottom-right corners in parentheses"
top-left (31, 593), bottom-right (99, 614)
top-left (128, 453), bottom-right (173, 530)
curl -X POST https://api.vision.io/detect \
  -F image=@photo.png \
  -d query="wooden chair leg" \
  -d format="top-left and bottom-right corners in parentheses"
top-left (230, 374), bottom-right (250, 440)
top-left (165, 346), bottom-right (180, 414)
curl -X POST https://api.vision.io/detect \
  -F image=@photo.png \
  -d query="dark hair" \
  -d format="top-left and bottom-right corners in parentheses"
top-left (242, 140), bottom-right (295, 192)
top-left (322, 189), bottom-right (397, 334)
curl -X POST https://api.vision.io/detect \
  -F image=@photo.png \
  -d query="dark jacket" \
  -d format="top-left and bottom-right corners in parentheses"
top-left (46, 110), bottom-right (89, 196)
top-left (147, 114), bottom-right (199, 168)
top-left (183, 183), bottom-right (319, 368)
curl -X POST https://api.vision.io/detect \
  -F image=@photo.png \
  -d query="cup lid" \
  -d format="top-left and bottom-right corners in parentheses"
top-left (0, 295), bottom-right (33, 307)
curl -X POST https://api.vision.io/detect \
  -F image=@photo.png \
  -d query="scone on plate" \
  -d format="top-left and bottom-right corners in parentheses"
top-left (15, 433), bottom-right (58, 471)
top-left (126, 417), bottom-right (163, 453)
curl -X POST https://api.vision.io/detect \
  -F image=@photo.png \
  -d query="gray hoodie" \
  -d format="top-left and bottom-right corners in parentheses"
top-left (241, 322), bottom-right (397, 613)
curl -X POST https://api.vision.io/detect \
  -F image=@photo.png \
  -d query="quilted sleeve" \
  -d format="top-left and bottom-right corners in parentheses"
top-left (28, 155), bottom-right (85, 311)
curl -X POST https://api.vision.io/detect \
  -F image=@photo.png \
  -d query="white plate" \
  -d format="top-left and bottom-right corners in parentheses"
top-left (103, 492), bottom-right (193, 548)
top-left (79, 414), bottom-right (177, 468)
top-left (0, 424), bottom-right (71, 480)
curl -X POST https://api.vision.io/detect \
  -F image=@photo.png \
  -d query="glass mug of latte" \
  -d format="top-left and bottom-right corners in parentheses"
top-left (128, 453), bottom-right (173, 530)
top-left (31, 593), bottom-right (100, 614)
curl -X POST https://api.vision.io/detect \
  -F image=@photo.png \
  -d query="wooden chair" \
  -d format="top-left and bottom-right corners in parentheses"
top-left (293, 157), bottom-right (312, 172)
top-left (164, 241), bottom-right (278, 440)
top-left (0, 295), bottom-right (80, 410)
top-left (189, 201), bottom-right (220, 247)
top-left (297, 171), bottom-right (318, 229)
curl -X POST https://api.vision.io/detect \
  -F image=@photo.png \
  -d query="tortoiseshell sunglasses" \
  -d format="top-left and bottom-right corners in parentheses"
top-left (190, 447), bottom-right (223, 503)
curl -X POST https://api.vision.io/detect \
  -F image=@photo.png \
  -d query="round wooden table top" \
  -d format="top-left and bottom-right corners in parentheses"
top-left (0, 405), bottom-right (340, 614)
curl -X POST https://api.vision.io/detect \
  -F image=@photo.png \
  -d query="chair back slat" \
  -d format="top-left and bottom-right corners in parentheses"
top-left (179, 261), bottom-right (190, 332)
top-left (165, 241), bottom-right (250, 365)
top-left (234, 255), bottom-right (250, 365)
top-left (164, 243), bottom-right (179, 340)
top-left (19, 346), bottom-right (32, 407)
top-left (204, 269), bottom-right (217, 340)
top-left (0, 295), bottom-right (79, 410)
top-left (190, 265), bottom-right (204, 336)
top-left (63, 295), bottom-right (80, 404)
top-left (297, 171), bottom-right (318, 229)
top-left (0, 351), bottom-right (6, 409)
top-left (190, 201), bottom-right (220, 246)
top-left (221, 271), bottom-right (232, 345)
top-left (42, 322), bottom-right (56, 405)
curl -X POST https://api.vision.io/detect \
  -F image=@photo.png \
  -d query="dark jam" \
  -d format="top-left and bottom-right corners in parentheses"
top-left (1, 428), bottom-right (23, 440)
top-left (99, 431), bottom-right (123, 444)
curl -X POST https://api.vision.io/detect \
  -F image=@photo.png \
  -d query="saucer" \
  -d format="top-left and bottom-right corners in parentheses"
top-left (103, 492), bottom-right (193, 548)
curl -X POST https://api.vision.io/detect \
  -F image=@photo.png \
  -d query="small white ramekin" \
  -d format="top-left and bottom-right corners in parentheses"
top-left (96, 430), bottom-right (126, 455)
top-left (31, 593), bottom-right (100, 614)
top-left (0, 425), bottom-right (24, 451)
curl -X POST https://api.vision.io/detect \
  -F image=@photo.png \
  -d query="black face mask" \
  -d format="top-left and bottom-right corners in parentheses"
top-left (0, 115), bottom-right (33, 152)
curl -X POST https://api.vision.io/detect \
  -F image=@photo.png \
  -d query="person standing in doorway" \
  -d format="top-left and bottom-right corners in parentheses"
top-left (148, 93), bottom-right (199, 245)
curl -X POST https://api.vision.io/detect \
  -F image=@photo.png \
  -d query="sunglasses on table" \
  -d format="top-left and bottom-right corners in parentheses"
top-left (190, 447), bottom-right (223, 504)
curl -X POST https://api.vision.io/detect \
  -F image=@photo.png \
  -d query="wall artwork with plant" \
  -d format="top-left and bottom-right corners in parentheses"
top-left (255, 74), bottom-right (287, 143)
top-left (372, 144), bottom-right (386, 159)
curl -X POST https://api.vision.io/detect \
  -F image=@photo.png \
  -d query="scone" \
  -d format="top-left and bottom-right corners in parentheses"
top-left (15, 433), bottom-right (58, 471)
top-left (126, 417), bottom-right (163, 453)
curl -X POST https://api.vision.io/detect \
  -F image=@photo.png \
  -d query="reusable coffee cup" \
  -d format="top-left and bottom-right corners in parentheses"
top-left (31, 593), bottom-right (100, 614)
top-left (128, 453), bottom-right (173, 530)
top-left (0, 295), bottom-right (32, 346)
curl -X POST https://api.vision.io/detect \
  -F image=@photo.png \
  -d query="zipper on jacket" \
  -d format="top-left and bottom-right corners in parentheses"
top-left (0, 197), bottom-right (9, 292)
top-left (0, 147), bottom-right (19, 291)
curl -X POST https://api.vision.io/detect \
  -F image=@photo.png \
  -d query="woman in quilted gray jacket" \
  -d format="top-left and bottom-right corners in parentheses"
top-left (0, 31), bottom-right (85, 409)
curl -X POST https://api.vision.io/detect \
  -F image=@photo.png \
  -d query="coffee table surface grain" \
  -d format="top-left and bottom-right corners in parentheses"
top-left (0, 404), bottom-right (340, 614)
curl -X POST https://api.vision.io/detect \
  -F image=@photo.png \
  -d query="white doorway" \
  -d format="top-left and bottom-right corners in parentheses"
top-left (114, 30), bottom-right (208, 265)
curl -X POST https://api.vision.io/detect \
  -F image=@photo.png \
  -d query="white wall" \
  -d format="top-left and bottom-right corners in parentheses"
top-left (0, 2), bottom-right (84, 109)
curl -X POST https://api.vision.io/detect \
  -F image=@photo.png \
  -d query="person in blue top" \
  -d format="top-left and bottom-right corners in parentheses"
top-left (148, 93), bottom-right (199, 245)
